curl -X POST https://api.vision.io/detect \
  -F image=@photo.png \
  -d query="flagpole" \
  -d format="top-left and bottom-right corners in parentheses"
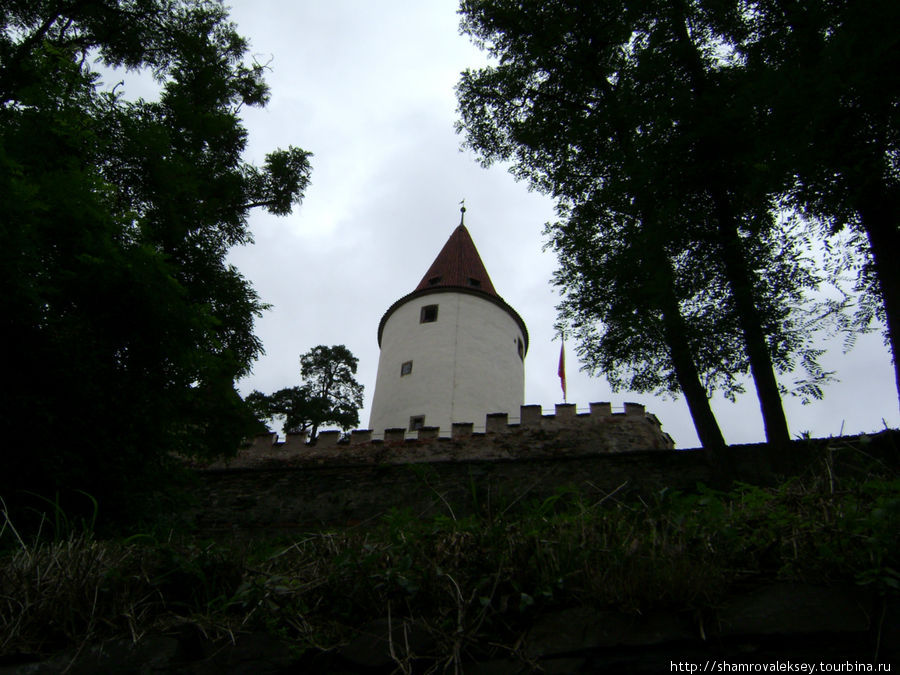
top-left (558, 340), bottom-right (567, 404)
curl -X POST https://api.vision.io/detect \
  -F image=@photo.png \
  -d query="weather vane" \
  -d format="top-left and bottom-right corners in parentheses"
top-left (459, 199), bottom-right (466, 225)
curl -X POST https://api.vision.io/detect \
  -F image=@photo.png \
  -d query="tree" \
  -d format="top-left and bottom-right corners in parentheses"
top-left (245, 386), bottom-right (329, 438)
top-left (735, 1), bottom-right (900, 409)
top-left (248, 345), bottom-right (364, 442)
top-left (456, 0), bottom-right (828, 455)
top-left (0, 0), bottom-right (311, 527)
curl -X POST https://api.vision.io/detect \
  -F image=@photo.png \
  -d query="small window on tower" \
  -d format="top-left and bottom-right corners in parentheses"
top-left (409, 415), bottom-right (425, 431)
top-left (420, 304), bottom-right (438, 323)
top-left (516, 337), bottom-right (524, 360)
top-left (428, 276), bottom-right (442, 285)
top-left (468, 277), bottom-right (481, 288)
top-left (400, 360), bottom-right (413, 376)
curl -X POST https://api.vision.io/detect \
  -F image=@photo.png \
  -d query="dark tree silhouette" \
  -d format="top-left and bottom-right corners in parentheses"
top-left (0, 0), bottom-right (311, 526)
top-left (456, 0), bottom-right (831, 458)
top-left (736, 0), bottom-right (900, 409)
top-left (248, 345), bottom-right (364, 442)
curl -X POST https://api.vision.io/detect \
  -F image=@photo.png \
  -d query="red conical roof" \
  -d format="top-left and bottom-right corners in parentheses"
top-left (414, 225), bottom-right (498, 296)
top-left (377, 222), bottom-right (528, 352)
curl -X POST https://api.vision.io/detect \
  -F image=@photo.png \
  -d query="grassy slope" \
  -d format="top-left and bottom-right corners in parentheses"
top-left (1, 433), bottom-right (898, 664)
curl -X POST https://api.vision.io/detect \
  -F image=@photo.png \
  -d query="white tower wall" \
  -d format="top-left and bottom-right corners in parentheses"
top-left (369, 290), bottom-right (525, 435)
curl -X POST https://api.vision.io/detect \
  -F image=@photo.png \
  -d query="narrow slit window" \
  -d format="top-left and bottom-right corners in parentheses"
top-left (420, 304), bottom-right (438, 323)
top-left (516, 337), bottom-right (524, 360)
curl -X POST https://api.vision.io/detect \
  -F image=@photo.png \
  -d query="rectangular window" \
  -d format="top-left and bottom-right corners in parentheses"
top-left (400, 360), bottom-right (413, 376)
top-left (409, 415), bottom-right (425, 431)
top-left (420, 304), bottom-right (438, 323)
top-left (468, 277), bottom-right (481, 288)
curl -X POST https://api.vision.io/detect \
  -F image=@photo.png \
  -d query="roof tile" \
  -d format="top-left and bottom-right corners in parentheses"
top-left (414, 225), bottom-right (498, 296)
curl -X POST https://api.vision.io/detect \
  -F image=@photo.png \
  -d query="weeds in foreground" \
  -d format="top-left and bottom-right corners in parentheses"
top-left (1, 444), bottom-right (898, 667)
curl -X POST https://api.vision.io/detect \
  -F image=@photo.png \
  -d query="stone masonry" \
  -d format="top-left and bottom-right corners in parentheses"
top-left (207, 402), bottom-right (674, 470)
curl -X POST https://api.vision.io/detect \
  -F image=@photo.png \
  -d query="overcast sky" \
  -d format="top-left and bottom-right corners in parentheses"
top-left (222, 0), bottom-right (898, 448)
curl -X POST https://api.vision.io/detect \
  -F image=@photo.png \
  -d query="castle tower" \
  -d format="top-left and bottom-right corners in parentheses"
top-left (369, 213), bottom-right (528, 436)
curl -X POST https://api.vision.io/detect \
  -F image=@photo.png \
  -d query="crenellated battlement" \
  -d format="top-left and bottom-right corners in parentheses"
top-left (207, 402), bottom-right (674, 470)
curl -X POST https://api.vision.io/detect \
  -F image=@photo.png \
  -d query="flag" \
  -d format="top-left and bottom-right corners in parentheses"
top-left (558, 342), bottom-right (567, 402)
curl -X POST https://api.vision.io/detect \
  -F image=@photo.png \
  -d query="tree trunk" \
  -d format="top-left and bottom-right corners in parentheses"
top-left (667, 6), bottom-right (792, 455)
top-left (640, 224), bottom-right (729, 465)
top-left (858, 190), bottom-right (900, 410)
top-left (711, 189), bottom-right (792, 455)
top-left (657, 272), bottom-right (728, 452)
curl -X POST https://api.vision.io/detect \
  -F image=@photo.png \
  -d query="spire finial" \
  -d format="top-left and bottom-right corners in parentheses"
top-left (459, 199), bottom-right (466, 226)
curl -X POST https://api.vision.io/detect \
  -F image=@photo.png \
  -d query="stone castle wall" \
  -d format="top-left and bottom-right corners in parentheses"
top-left (213, 401), bottom-right (674, 469)
top-left (186, 444), bottom-right (779, 535)
top-left (187, 401), bottom-right (681, 533)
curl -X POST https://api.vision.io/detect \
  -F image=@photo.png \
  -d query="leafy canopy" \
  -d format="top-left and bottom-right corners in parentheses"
top-left (0, 0), bottom-right (311, 526)
top-left (247, 345), bottom-right (365, 441)
top-left (455, 0), bottom-right (829, 425)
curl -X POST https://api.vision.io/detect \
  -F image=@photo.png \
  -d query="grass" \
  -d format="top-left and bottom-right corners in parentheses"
top-left (1, 435), bottom-right (898, 669)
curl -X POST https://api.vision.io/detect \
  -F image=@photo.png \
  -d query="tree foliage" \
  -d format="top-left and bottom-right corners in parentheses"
top-left (0, 0), bottom-right (311, 526)
top-left (247, 345), bottom-right (364, 442)
top-left (736, 0), bottom-right (900, 406)
top-left (456, 0), bottom-right (844, 451)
